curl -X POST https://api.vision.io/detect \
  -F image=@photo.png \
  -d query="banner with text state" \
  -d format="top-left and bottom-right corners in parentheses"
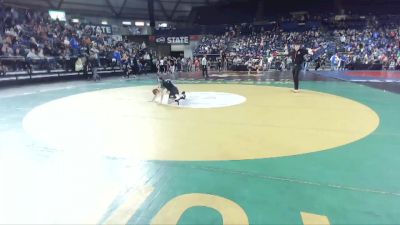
top-left (150, 36), bottom-right (190, 45)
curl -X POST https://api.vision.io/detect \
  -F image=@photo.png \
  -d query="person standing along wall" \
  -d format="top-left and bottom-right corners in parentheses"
top-left (89, 43), bottom-right (101, 81)
top-left (201, 55), bottom-right (209, 79)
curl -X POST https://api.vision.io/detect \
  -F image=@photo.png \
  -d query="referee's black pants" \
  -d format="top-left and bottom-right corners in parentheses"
top-left (202, 65), bottom-right (208, 78)
top-left (292, 64), bottom-right (301, 90)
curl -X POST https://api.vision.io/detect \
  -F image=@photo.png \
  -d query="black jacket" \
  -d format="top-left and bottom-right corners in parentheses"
top-left (290, 48), bottom-right (309, 66)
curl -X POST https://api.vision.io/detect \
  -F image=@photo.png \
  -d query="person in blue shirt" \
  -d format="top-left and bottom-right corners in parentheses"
top-left (113, 48), bottom-right (121, 68)
top-left (69, 35), bottom-right (80, 56)
top-left (330, 53), bottom-right (339, 71)
top-left (339, 54), bottom-right (347, 70)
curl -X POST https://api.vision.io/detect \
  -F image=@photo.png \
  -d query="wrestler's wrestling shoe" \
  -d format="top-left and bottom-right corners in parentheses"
top-left (175, 91), bottom-right (186, 105)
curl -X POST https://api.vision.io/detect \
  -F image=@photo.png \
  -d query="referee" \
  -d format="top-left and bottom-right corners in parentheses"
top-left (290, 43), bottom-right (309, 93)
top-left (201, 55), bottom-right (209, 79)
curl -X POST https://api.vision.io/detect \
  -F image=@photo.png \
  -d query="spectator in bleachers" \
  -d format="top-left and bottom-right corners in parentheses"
top-left (0, 6), bottom-right (156, 76)
top-left (330, 53), bottom-right (339, 71)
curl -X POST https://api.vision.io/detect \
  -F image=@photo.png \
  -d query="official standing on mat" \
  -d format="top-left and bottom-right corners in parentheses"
top-left (201, 55), bottom-right (209, 79)
top-left (290, 43), bottom-right (309, 93)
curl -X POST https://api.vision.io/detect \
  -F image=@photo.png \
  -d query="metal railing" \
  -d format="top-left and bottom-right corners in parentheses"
top-left (0, 56), bottom-right (154, 81)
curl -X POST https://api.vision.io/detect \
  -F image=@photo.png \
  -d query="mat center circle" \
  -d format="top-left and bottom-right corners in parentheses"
top-left (160, 92), bottom-right (246, 108)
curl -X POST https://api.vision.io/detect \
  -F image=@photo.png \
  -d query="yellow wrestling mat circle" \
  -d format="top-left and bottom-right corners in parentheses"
top-left (23, 84), bottom-right (379, 161)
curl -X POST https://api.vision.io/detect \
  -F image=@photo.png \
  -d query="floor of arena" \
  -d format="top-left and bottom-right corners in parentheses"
top-left (0, 70), bottom-right (399, 224)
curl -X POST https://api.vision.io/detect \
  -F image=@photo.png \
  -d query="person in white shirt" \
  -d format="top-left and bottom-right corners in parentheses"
top-left (246, 59), bottom-right (253, 75)
top-left (340, 35), bottom-right (346, 43)
top-left (330, 54), bottom-right (339, 71)
top-left (201, 55), bottom-right (208, 79)
top-left (144, 53), bottom-right (150, 60)
top-left (37, 48), bottom-right (45, 59)
top-left (27, 49), bottom-right (40, 59)
top-left (257, 59), bottom-right (263, 73)
top-left (26, 48), bottom-right (41, 74)
top-left (267, 56), bottom-right (273, 71)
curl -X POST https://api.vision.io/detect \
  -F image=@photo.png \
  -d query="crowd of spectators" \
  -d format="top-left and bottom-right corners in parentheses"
top-left (195, 14), bottom-right (400, 71)
top-left (3, 5), bottom-right (400, 76)
top-left (156, 56), bottom-right (204, 74)
top-left (0, 6), bottom-right (155, 78)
